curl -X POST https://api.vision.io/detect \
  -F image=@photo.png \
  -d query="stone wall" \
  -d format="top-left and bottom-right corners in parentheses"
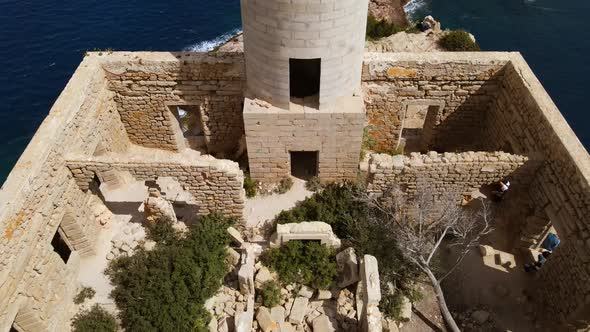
top-left (361, 52), bottom-right (507, 153)
top-left (66, 152), bottom-right (245, 221)
top-left (482, 57), bottom-right (590, 324)
top-left (0, 54), bottom-right (131, 331)
top-left (244, 97), bottom-right (365, 183)
top-left (104, 52), bottom-right (245, 154)
top-left (367, 151), bottom-right (528, 198)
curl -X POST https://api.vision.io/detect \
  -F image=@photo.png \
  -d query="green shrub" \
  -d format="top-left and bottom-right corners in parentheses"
top-left (243, 173), bottom-right (257, 198)
top-left (260, 281), bottom-right (281, 308)
top-left (261, 241), bottom-right (338, 289)
top-left (366, 15), bottom-right (403, 40)
top-left (438, 30), bottom-right (480, 51)
top-left (274, 182), bottom-right (367, 238)
top-left (272, 182), bottom-right (421, 319)
top-left (276, 177), bottom-right (294, 194)
top-left (380, 292), bottom-right (406, 322)
top-left (106, 213), bottom-right (233, 332)
top-left (71, 304), bottom-right (117, 332)
top-left (305, 176), bottom-right (322, 192)
top-left (145, 218), bottom-right (178, 245)
top-left (73, 286), bottom-right (96, 305)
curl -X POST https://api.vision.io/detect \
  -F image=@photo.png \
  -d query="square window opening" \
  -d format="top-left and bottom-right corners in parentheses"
top-left (290, 151), bottom-right (319, 180)
top-left (290, 58), bottom-right (320, 108)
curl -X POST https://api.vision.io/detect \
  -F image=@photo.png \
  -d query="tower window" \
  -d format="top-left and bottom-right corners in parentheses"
top-left (289, 58), bottom-right (321, 100)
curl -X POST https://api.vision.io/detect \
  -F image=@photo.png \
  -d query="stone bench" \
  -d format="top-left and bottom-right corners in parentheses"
top-left (270, 221), bottom-right (341, 248)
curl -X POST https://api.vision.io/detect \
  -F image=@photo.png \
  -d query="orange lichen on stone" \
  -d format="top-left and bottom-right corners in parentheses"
top-left (4, 212), bottom-right (25, 240)
top-left (386, 67), bottom-right (417, 78)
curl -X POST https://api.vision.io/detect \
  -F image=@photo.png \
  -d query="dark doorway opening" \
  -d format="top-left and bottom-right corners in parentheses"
top-left (290, 58), bottom-right (320, 107)
top-left (290, 151), bottom-right (319, 180)
top-left (51, 228), bottom-right (72, 264)
top-left (400, 104), bottom-right (439, 154)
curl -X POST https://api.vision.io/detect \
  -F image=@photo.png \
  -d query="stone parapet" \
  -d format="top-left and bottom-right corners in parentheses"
top-left (367, 151), bottom-right (528, 197)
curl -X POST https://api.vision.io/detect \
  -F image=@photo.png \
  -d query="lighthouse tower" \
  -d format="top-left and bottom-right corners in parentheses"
top-left (241, 0), bottom-right (368, 183)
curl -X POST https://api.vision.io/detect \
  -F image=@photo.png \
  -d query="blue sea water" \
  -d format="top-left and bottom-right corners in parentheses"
top-left (0, 0), bottom-right (588, 184)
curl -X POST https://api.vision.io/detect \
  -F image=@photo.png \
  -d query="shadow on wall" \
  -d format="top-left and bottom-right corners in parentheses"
top-left (429, 76), bottom-right (502, 153)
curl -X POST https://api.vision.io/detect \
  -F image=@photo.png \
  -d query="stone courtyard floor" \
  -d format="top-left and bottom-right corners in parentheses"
top-left (244, 177), bottom-right (314, 229)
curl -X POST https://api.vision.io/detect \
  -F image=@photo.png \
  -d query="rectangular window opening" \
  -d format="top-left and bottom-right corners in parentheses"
top-left (290, 151), bottom-right (319, 180)
top-left (170, 105), bottom-right (207, 151)
top-left (51, 227), bottom-right (72, 264)
top-left (289, 58), bottom-right (320, 108)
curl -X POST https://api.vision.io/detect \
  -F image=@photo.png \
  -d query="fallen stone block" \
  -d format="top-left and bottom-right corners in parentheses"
top-left (478, 245), bottom-right (495, 257)
top-left (337, 247), bottom-right (359, 288)
top-left (227, 226), bottom-right (244, 246)
top-left (316, 289), bottom-right (332, 300)
top-left (255, 266), bottom-right (273, 288)
top-left (257, 307), bottom-right (279, 332)
top-left (298, 285), bottom-right (314, 298)
top-left (312, 314), bottom-right (336, 332)
top-left (288, 297), bottom-right (309, 325)
top-left (399, 296), bottom-right (412, 322)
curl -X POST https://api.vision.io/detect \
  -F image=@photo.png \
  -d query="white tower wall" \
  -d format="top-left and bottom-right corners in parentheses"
top-left (240, 0), bottom-right (369, 109)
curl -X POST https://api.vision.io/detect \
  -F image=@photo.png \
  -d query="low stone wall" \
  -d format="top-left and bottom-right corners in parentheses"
top-left (367, 151), bottom-right (528, 197)
top-left (482, 57), bottom-right (590, 324)
top-left (0, 54), bottom-right (131, 331)
top-left (103, 52), bottom-right (245, 154)
top-left (66, 152), bottom-right (245, 221)
top-left (361, 52), bottom-right (508, 153)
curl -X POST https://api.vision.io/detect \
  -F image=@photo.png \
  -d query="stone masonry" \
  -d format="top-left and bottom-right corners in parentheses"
top-left (362, 52), bottom-right (506, 153)
top-left (104, 52), bottom-right (245, 154)
top-left (481, 57), bottom-right (590, 324)
top-left (244, 97), bottom-right (365, 183)
top-left (241, 0), bottom-right (369, 184)
top-left (66, 150), bottom-right (244, 221)
top-left (367, 151), bottom-right (528, 198)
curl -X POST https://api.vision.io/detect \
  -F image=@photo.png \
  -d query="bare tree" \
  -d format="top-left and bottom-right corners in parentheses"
top-left (356, 185), bottom-right (493, 332)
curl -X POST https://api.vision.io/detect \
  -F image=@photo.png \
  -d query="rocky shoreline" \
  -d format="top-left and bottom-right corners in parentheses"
top-left (368, 0), bottom-right (411, 28)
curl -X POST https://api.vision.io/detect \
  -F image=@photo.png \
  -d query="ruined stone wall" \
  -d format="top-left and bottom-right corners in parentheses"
top-left (367, 151), bottom-right (527, 198)
top-left (66, 155), bottom-right (244, 221)
top-left (0, 54), bottom-right (131, 331)
top-left (482, 57), bottom-right (590, 324)
top-left (361, 53), bottom-right (506, 153)
top-left (104, 52), bottom-right (245, 154)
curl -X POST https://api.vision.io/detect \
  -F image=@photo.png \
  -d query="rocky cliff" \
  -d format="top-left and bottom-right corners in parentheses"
top-left (368, 0), bottom-right (410, 27)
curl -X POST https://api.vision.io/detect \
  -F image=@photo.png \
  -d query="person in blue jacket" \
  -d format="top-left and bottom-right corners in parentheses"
top-left (541, 233), bottom-right (560, 252)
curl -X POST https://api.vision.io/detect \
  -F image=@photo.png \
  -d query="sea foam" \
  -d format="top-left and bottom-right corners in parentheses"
top-left (404, 0), bottom-right (428, 20)
top-left (184, 28), bottom-right (242, 52)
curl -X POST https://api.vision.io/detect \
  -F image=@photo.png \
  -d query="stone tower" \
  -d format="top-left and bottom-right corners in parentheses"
top-left (241, 0), bottom-right (368, 183)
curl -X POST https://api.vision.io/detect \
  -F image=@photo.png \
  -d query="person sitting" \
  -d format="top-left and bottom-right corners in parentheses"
top-left (524, 251), bottom-right (551, 272)
top-left (541, 232), bottom-right (560, 252)
top-left (492, 180), bottom-right (511, 201)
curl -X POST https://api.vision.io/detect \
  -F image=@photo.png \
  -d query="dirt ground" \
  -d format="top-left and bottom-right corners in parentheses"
top-left (401, 284), bottom-right (447, 332)
top-left (438, 192), bottom-right (542, 332)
